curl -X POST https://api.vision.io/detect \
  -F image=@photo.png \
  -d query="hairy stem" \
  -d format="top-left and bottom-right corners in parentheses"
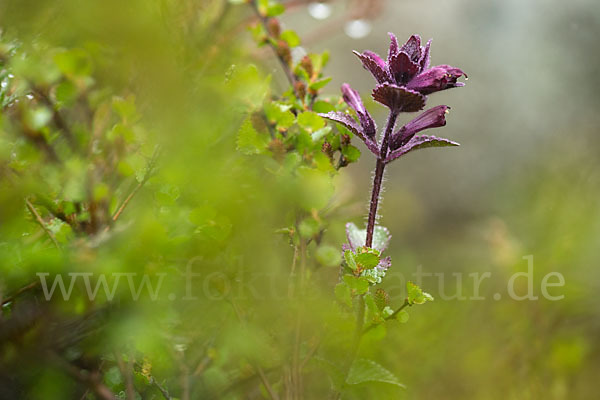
top-left (365, 111), bottom-right (398, 247)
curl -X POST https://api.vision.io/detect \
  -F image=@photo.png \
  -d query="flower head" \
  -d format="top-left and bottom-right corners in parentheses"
top-left (353, 33), bottom-right (466, 111)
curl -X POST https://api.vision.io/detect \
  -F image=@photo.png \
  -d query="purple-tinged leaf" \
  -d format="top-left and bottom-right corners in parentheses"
top-left (352, 50), bottom-right (391, 84)
top-left (372, 83), bottom-right (425, 113)
top-left (345, 222), bottom-right (391, 252)
top-left (385, 135), bottom-right (459, 163)
top-left (341, 83), bottom-right (377, 139)
top-left (319, 112), bottom-right (379, 155)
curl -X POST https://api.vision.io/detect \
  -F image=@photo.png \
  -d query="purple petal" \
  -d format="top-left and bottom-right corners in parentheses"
top-left (387, 32), bottom-right (399, 61)
top-left (390, 105), bottom-right (450, 150)
top-left (388, 51), bottom-right (420, 85)
top-left (341, 84), bottom-right (377, 139)
top-left (319, 112), bottom-right (379, 155)
top-left (372, 83), bottom-right (426, 113)
top-left (385, 135), bottom-right (459, 163)
top-left (406, 65), bottom-right (467, 95)
top-left (419, 39), bottom-right (432, 72)
top-left (352, 50), bottom-right (391, 84)
top-left (400, 34), bottom-right (422, 62)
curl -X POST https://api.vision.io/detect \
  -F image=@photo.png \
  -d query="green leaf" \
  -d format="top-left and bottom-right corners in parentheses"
top-left (346, 359), bottom-right (406, 388)
top-left (407, 281), bottom-right (434, 305)
top-left (334, 283), bottom-right (352, 307)
top-left (53, 49), bottom-right (92, 77)
top-left (298, 217), bottom-right (319, 239)
top-left (311, 126), bottom-right (331, 141)
top-left (280, 30), bottom-right (300, 47)
top-left (354, 251), bottom-right (379, 270)
top-left (237, 117), bottom-right (267, 155)
top-left (312, 100), bottom-right (335, 114)
top-left (316, 245), bottom-right (342, 267)
top-left (297, 111), bottom-right (325, 133)
top-left (343, 275), bottom-right (369, 295)
top-left (266, 3), bottom-right (285, 17)
top-left (344, 249), bottom-right (357, 271)
top-left (342, 145), bottom-right (361, 163)
top-left (309, 77), bottom-right (332, 91)
top-left (264, 101), bottom-right (295, 130)
top-left (396, 309), bottom-right (409, 323)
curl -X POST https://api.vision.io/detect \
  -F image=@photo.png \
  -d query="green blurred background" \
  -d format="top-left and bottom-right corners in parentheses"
top-left (1, 0), bottom-right (599, 399)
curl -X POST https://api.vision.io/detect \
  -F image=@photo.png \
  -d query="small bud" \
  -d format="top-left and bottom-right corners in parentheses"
top-left (294, 81), bottom-right (306, 100)
top-left (321, 141), bottom-right (333, 159)
top-left (341, 134), bottom-right (351, 146)
top-left (276, 40), bottom-right (292, 65)
top-left (266, 18), bottom-right (281, 38)
top-left (300, 55), bottom-right (314, 78)
top-left (374, 288), bottom-right (390, 311)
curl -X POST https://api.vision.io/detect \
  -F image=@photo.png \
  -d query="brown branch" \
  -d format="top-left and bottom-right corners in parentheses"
top-left (25, 198), bottom-right (61, 249)
top-left (32, 87), bottom-right (79, 152)
top-left (1, 280), bottom-right (39, 307)
top-left (249, 0), bottom-right (300, 99)
top-left (48, 352), bottom-right (116, 400)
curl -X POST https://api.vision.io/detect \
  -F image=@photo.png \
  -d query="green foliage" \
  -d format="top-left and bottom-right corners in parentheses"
top-left (346, 359), bottom-right (406, 388)
top-left (407, 281), bottom-right (434, 305)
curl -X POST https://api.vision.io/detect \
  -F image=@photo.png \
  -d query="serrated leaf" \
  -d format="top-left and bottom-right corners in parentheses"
top-left (346, 359), bottom-right (405, 388)
top-left (344, 250), bottom-right (357, 271)
top-left (354, 251), bottom-right (379, 270)
top-left (407, 281), bottom-right (434, 305)
top-left (343, 275), bottom-right (369, 295)
top-left (264, 101), bottom-right (295, 130)
top-left (345, 223), bottom-right (391, 252)
top-left (237, 117), bottom-right (267, 155)
top-left (386, 135), bottom-right (459, 163)
top-left (280, 30), bottom-right (300, 47)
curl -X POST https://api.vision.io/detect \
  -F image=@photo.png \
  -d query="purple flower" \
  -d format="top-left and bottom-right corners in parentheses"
top-left (390, 105), bottom-right (450, 150)
top-left (353, 33), bottom-right (466, 111)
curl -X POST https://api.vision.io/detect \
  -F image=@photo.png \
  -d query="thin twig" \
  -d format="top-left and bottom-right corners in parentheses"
top-left (114, 352), bottom-right (135, 400)
top-left (1, 281), bottom-right (39, 307)
top-left (249, 0), bottom-right (300, 98)
top-left (110, 147), bottom-right (160, 224)
top-left (25, 198), bottom-right (61, 249)
top-left (362, 299), bottom-right (410, 335)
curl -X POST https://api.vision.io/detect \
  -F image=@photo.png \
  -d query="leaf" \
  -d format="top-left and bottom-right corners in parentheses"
top-left (309, 77), bottom-right (332, 91)
top-left (346, 359), bottom-right (406, 388)
top-left (237, 117), bottom-right (267, 155)
top-left (354, 251), bottom-right (379, 270)
top-left (343, 275), bottom-right (369, 295)
top-left (406, 281), bottom-right (434, 305)
top-left (335, 283), bottom-right (352, 307)
top-left (316, 245), bottom-right (342, 267)
top-left (341, 145), bottom-right (361, 163)
top-left (311, 126), bottom-right (331, 141)
top-left (298, 217), bottom-right (320, 239)
top-left (264, 101), bottom-right (295, 130)
top-left (280, 30), bottom-right (300, 47)
top-left (345, 223), bottom-right (391, 252)
top-left (344, 250), bottom-right (357, 271)
top-left (266, 3), bottom-right (285, 17)
top-left (297, 111), bottom-right (325, 133)
top-left (385, 135), bottom-right (459, 163)
top-left (396, 309), bottom-right (409, 323)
